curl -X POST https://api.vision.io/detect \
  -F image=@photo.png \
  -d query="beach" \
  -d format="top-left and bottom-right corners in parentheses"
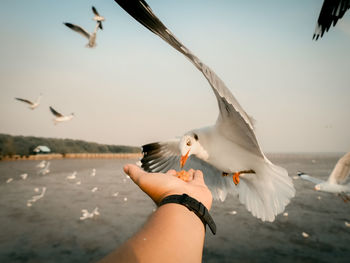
top-left (0, 153), bottom-right (349, 262)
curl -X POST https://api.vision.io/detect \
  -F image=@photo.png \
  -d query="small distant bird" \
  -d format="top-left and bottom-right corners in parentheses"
top-left (38, 161), bottom-right (50, 175)
top-left (15, 94), bottom-right (42, 110)
top-left (115, 0), bottom-right (295, 222)
top-left (92, 6), bottom-right (105, 30)
top-left (6, 178), bottom-right (13, 184)
top-left (49, 106), bottom-right (74, 124)
top-left (298, 152), bottom-right (350, 200)
top-left (67, 171), bottom-right (77, 180)
top-left (27, 187), bottom-right (47, 207)
top-left (20, 173), bottom-right (28, 180)
top-left (36, 160), bottom-right (46, 169)
top-left (313, 0), bottom-right (350, 40)
top-left (64, 22), bottom-right (101, 48)
top-left (80, 207), bottom-right (99, 220)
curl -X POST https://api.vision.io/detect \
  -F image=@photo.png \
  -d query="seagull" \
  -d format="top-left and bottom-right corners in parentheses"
top-left (15, 94), bottom-right (42, 110)
top-left (38, 161), bottom-right (50, 175)
top-left (298, 152), bottom-right (350, 200)
top-left (80, 207), bottom-right (99, 220)
top-left (67, 171), bottom-right (77, 180)
top-left (36, 160), bottom-right (46, 169)
top-left (313, 0), bottom-right (350, 40)
top-left (64, 21), bottom-right (101, 48)
top-left (20, 173), bottom-right (28, 180)
top-left (115, 0), bottom-right (295, 222)
top-left (92, 6), bottom-right (105, 30)
top-left (27, 187), bottom-right (47, 207)
top-left (49, 106), bottom-right (74, 125)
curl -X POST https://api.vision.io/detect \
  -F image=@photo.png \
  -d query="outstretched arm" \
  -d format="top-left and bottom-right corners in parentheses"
top-left (98, 164), bottom-right (212, 263)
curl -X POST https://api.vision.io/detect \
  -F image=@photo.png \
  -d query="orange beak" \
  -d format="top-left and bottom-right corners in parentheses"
top-left (180, 150), bottom-right (190, 168)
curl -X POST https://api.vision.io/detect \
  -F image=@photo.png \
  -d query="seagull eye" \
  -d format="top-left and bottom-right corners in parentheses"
top-left (186, 140), bottom-right (192, 146)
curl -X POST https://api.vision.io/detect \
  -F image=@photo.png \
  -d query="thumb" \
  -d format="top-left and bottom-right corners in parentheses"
top-left (124, 164), bottom-right (145, 184)
top-left (193, 170), bottom-right (205, 184)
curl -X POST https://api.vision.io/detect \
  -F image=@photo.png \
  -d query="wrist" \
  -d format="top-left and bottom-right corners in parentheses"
top-left (158, 194), bottom-right (216, 235)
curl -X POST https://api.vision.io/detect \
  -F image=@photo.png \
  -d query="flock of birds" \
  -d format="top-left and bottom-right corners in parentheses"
top-left (10, 0), bottom-right (350, 225)
top-left (5, 160), bottom-right (127, 221)
top-left (15, 95), bottom-right (75, 125)
top-left (14, 6), bottom-right (106, 124)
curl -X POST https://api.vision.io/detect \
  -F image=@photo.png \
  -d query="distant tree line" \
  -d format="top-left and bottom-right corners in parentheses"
top-left (0, 134), bottom-right (140, 157)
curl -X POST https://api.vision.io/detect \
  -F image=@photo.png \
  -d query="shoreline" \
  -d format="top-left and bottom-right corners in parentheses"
top-left (0, 153), bottom-right (142, 161)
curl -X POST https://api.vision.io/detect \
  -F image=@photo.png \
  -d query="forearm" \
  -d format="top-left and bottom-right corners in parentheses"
top-left (99, 203), bottom-right (206, 263)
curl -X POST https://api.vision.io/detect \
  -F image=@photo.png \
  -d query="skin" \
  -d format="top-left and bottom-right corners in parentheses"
top-left (98, 164), bottom-right (212, 263)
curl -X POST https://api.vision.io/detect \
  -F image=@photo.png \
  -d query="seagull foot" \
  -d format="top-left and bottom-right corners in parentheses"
top-left (232, 169), bottom-right (256, 185)
top-left (176, 170), bottom-right (191, 182)
top-left (233, 172), bottom-right (240, 185)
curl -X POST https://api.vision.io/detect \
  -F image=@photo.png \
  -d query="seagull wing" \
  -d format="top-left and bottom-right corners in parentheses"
top-left (15, 98), bottom-right (34, 106)
top-left (92, 6), bottom-right (100, 16)
top-left (49, 106), bottom-right (63, 117)
top-left (328, 152), bottom-right (350, 184)
top-left (64, 22), bottom-right (90, 39)
top-left (141, 141), bottom-right (181, 173)
top-left (313, 0), bottom-right (350, 40)
top-left (297, 172), bottom-right (325, 185)
top-left (114, 0), bottom-right (262, 156)
top-left (141, 141), bottom-right (238, 201)
top-left (98, 21), bottom-right (103, 30)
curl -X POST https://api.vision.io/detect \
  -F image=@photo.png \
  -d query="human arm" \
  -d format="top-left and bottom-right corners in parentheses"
top-left (98, 164), bottom-right (212, 263)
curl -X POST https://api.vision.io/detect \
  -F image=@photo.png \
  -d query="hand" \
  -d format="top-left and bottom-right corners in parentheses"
top-left (123, 164), bottom-right (212, 210)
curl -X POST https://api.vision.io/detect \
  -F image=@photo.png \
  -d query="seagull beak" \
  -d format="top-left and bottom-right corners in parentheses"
top-left (180, 150), bottom-right (190, 168)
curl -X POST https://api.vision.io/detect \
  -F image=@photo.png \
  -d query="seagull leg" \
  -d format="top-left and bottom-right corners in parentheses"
top-left (233, 172), bottom-right (240, 185)
top-left (233, 169), bottom-right (256, 185)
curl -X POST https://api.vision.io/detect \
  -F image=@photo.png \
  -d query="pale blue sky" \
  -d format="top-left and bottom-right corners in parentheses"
top-left (0, 0), bottom-right (349, 152)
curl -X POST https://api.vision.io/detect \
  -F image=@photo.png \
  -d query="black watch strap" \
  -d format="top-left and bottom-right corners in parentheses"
top-left (158, 194), bottom-right (216, 235)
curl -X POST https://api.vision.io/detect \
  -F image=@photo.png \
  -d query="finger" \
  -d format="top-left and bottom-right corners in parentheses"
top-left (123, 164), bottom-right (146, 184)
top-left (187, 169), bottom-right (195, 181)
top-left (166, 169), bottom-right (177, 176)
top-left (193, 170), bottom-right (205, 184)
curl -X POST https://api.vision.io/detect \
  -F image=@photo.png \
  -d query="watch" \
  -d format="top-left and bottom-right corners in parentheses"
top-left (158, 193), bottom-right (216, 235)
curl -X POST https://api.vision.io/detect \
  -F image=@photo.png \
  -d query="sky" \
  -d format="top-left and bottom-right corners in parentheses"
top-left (0, 0), bottom-right (349, 152)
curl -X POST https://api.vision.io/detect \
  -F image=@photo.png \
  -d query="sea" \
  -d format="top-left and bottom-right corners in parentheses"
top-left (0, 153), bottom-right (349, 263)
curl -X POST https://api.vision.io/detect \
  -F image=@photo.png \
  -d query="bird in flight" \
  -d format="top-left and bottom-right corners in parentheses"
top-left (49, 106), bottom-right (74, 125)
top-left (64, 6), bottom-right (105, 48)
top-left (298, 152), bottom-right (350, 201)
top-left (115, 0), bottom-right (295, 222)
top-left (15, 94), bottom-right (42, 110)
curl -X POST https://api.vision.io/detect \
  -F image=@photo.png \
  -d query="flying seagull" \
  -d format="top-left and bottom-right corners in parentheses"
top-left (15, 94), bottom-right (42, 110)
top-left (298, 152), bottom-right (350, 199)
top-left (114, 0), bottom-right (295, 222)
top-left (49, 106), bottom-right (74, 125)
top-left (313, 0), bottom-right (350, 40)
top-left (64, 22), bottom-right (101, 48)
top-left (92, 6), bottom-right (105, 30)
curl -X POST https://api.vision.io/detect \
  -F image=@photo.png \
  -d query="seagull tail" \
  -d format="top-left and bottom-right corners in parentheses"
top-left (238, 161), bottom-right (295, 222)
